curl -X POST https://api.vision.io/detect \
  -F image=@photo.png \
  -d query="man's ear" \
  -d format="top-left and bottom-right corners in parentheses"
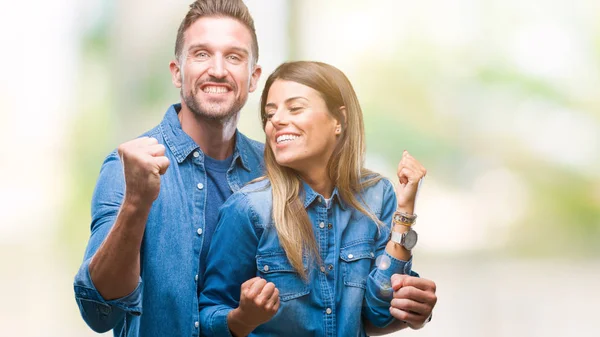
top-left (169, 59), bottom-right (182, 88)
top-left (248, 64), bottom-right (262, 93)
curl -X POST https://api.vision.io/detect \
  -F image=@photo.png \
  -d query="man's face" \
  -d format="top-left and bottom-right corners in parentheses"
top-left (171, 17), bottom-right (261, 122)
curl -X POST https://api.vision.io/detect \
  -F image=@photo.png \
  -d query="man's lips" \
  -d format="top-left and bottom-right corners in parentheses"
top-left (199, 82), bottom-right (233, 94)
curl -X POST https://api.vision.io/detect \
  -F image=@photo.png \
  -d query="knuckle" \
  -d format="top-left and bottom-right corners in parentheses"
top-left (396, 310), bottom-right (409, 321)
top-left (430, 293), bottom-right (438, 305)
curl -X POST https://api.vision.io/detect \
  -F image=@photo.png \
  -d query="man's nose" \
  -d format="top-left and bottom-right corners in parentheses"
top-left (207, 56), bottom-right (227, 78)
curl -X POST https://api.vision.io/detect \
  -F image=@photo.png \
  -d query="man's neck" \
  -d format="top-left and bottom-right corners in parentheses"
top-left (178, 104), bottom-right (239, 160)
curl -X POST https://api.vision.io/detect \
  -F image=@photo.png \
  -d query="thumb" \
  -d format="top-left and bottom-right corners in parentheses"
top-left (391, 274), bottom-right (408, 291)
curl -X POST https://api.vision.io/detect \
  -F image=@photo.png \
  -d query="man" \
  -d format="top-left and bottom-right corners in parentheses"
top-left (73, 1), bottom-right (436, 336)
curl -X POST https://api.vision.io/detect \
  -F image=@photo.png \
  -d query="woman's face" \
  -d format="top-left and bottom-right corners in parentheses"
top-left (264, 79), bottom-right (342, 174)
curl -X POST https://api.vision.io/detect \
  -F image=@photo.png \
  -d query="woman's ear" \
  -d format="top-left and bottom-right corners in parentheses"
top-left (335, 106), bottom-right (347, 135)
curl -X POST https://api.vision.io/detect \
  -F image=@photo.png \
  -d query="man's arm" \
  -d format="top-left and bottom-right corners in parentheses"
top-left (364, 318), bottom-right (408, 336)
top-left (74, 137), bottom-right (169, 332)
top-left (364, 275), bottom-right (437, 335)
top-left (90, 137), bottom-right (169, 299)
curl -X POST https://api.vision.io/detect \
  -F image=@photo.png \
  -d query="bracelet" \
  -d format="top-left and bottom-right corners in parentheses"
top-left (392, 210), bottom-right (417, 227)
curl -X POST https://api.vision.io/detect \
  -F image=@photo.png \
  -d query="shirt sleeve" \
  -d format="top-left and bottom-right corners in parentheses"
top-left (199, 192), bottom-right (260, 337)
top-left (362, 178), bottom-right (419, 328)
top-left (73, 152), bottom-right (143, 333)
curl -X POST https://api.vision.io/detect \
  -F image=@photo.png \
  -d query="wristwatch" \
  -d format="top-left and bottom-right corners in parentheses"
top-left (390, 228), bottom-right (418, 250)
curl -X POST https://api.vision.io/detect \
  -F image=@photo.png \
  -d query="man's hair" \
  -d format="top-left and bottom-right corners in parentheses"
top-left (175, 0), bottom-right (259, 63)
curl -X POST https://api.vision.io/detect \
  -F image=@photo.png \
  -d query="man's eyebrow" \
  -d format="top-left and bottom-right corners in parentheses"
top-left (187, 43), bottom-right (209, 52)
top-left (187, 43), bottom-right (249, 56)
top-left (229, 47), bottom-right (249, 56)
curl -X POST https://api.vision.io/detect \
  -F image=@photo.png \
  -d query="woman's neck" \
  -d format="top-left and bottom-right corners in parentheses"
top-left (299, 169), bottom-right (334, 199)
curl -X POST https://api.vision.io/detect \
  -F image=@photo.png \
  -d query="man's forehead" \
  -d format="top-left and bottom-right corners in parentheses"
top-left (183, 16), bottom-right (253, 52)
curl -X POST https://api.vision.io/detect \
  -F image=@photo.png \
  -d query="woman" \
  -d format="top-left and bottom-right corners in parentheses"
top-left (199, 61), bottom-right (427, 336)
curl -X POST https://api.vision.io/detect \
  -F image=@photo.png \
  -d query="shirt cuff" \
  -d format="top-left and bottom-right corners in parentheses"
top-left (206, 306), bottom-right (234, 337)
top-left (73, 257), bottom-right (143, 315)
top-left (372, 252), bottom-right (417, 287)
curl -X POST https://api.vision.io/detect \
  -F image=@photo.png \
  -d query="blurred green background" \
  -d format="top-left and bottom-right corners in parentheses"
top-left (0, 0), bottom-right (598, 336)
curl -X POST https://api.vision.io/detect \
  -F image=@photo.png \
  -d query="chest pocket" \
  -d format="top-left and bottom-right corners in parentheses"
top-left (256, 253), bottom-right (310, 301)
top-left (340, 239), bottom-right (376, 289)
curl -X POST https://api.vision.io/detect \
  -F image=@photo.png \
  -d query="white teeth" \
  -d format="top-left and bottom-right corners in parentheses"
top-left (203, 86), bottom-right (228, 94)
top-left (276, 134), bottom-right (299, 144)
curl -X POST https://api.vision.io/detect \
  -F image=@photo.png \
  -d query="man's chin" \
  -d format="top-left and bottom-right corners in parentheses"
top-left (192, 104), bottom-right (238, 121)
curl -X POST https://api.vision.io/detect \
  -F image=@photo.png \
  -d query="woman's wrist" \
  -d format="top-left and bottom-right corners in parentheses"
top-left (396, 204), bottom-right (415, 215)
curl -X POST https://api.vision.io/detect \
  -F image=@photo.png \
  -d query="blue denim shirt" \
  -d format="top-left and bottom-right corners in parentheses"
top-left (199, 178), bottom-right (417, 337)
top-left (73, 104), bottom-right (265, 337)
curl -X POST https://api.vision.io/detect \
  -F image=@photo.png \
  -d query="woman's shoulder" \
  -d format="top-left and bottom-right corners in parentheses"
top-left (238, 177), bottom-right (272, 197)
top-left (222, 178), bottom-right (274, 223)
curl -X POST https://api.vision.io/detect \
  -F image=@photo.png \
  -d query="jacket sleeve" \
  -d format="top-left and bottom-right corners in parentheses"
top-left (73, 152), bottom-right (143, 333)
top-left (362, 179), bottom-right (419, 328)
top-left (199, 192), bottom-right (260, 337)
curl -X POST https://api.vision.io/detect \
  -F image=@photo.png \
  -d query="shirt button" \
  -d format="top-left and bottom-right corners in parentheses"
top-left (197, 228), bottom-right (203, 235)
top-left (347, 254), bottom-right (354, 259)
top-left (195, 321), bottom-right (199, 328)
top-left (328, 264), bottom-right (333, 271)
top-left (370, 252), bottom-right (375, 258)
top-left (317, 197), bottom-right (322, 203)
top-left (99, 305), bottom-right (111, 315)
top-left (326, 308), bottom-right (332, 315)
top-left (319, 222), bottom-right (325, 229)
top-left (193, 151), bottom-right (200, 158)
top-left (328, 223), bottom-right (333, 230)
top-left (320, 266), bottom-right (326, 273)
top-left (195, 274), bottom-right (198, 282)
top-left (197, 183), bottom-right (204, 190)
top-left (263, 265), bottom-right (269, 272)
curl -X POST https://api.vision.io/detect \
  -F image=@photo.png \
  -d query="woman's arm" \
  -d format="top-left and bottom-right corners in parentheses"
top-left (361, 179), bottom-right (418, 328)
top-left (199, 192), bottom-right (264, 337)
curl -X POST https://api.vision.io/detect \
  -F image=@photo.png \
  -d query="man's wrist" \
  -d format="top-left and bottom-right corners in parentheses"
top-left (121, 197), bottom-right (153, 215)
top-left (227, 307), bottom-right (257, 337)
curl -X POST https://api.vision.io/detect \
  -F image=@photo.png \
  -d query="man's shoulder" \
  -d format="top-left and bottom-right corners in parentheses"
top-left (236, 131), bottom-right (264, 154)
top-left (138, 124), bottom-right (164, 143)
top-left (102, 124), bottom-right (164, 158)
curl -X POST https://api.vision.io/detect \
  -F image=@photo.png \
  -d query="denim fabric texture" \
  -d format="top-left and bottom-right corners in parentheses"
top-left (199, 178), bottom-right (417, 337)
top-left (73, 104), bottom-right (265, 337)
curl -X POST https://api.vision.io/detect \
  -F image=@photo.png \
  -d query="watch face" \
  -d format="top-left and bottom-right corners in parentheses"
top-left (402, 230), bottom-right (418, 250)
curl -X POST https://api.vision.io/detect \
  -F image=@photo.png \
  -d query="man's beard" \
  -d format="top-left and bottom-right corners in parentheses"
top-left (182, 78), bottom-right (246, 123)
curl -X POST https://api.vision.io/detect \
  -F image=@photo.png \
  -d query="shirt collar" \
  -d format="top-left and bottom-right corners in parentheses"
top-left (301, 180), bottom-right (347, 210)
top-left (160, 103), bottom-right (253, 171)
top-left (232, 130), bottom-right (253, 172)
